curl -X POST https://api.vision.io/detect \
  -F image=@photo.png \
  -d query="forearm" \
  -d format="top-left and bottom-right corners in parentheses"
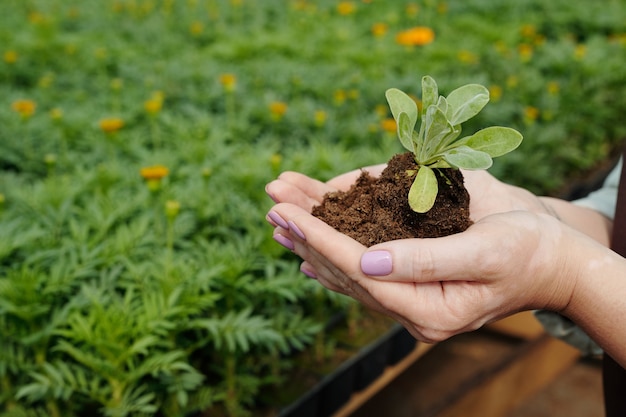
top-left (540, 196), bottom-right (612, 246)
top-left (563, 241), bottom-right (626, 368)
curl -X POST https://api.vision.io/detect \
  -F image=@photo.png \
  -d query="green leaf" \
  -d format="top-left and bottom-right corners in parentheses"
top-left (385, 88), bottom-right (418, 132)
top-left (445, 84), bottom-right (490, 125)
top-left (397, 112), bottom-right (416, 152)
top-left (421, 76), bottom-right (438, 116)
top-left (457, 126), bottom-right (523, 157)
top-left (442, 146), bottom-right (493, 169)
top-left (422, 105), bottom-right (452, 158)
top-left (408, 165), bottom-right (438, 213)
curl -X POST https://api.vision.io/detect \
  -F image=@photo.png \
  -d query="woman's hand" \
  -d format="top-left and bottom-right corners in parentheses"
top-left (265, 167), bottom-right (626, 366)
top-left (266, 202), bottom-right (582, 343)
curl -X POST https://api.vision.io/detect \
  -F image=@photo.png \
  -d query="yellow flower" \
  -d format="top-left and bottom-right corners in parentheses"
top-left (371, 23), bottom-right (388, 38)
top-left (520, 24), bottom-right (536, 39)
top-left (189, 21), bottom-right (203, 36)
top-left (110, 78), bottom-right (123, 91)
top-left (395, 26), bottom-right (435, 47)
top-left (380, 118), bottom-right (397, 133)
top-left (141, 165), bottom-right (169, 191)
top-left (144, 92), bottom-right (164, 115)
top-left (165, 200), bottom-right (181, 219)
top-left (547, 81), bottom-right (560, 95)
top-left (518, 43), bottom-right (533, 61)
top-left (269, 101), bottom-right (287, 120)
top-left (314, 110), bottom-right (327, 127)
top-left (405, 4), bottom-right (419, 17)
top-left (219, 73), bottom-right (237, 93)
top-left (99, 117), bottom-right (124, 134)
top-left (270, 153), bottom-right (282, 171)
top-left (457, 50), bottom-right (478, 64)
top-left (506, 75), bottom-right (519, 89)
top-left (574, 44), bottom-right (587, 60)
top-left (488, 85), bottom-right (503, 102)
top-left (337, 2), bottom-right (356, 15)
top-left (11, 99), bottom-right (36, 119)
top-left (49, 108), bottom-right (64, 121)
top-left (3, 50), bottom-right (18, 64)
top-left (334, 89), bottom-right (347, 106)
top-left (523, 106), bottom-right (540, 123)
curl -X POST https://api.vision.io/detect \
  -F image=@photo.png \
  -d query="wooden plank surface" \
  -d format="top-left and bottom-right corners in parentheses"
top-left (336, 312), bottom-right (581, 417)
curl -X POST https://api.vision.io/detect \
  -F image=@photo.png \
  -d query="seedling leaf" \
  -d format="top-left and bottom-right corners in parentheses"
top-left (397, 112), bottom-right (416, 152)
top-left (441, 146), bottom-right (493, 170)
top-left (421, 76), bottom-right (438, 115)
top-left (445, 84), bottom-right (490, 125)
top-left (385, 75), bottom-right (523, 212)
top-left (408, 165), bottom-right (438, 213)
top-left (385, 88), bottom-right (418, 133)
top-left (457, 126), bottom-right (523, 157)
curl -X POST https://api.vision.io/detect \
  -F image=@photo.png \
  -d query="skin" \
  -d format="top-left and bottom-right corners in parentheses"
top-left (265, 166), bottom-right (626, 368)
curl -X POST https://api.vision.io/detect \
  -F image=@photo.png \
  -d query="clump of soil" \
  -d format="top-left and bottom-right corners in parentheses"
top-left (312, 152), bottom-right (472, 247)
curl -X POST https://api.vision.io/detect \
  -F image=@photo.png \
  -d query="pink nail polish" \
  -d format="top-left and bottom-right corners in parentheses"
top-left (288, 221), bottom-right (306, 240)
top-left (300, 265), bottom-right (317, 279)
top-left (268, 211), bottom-right (289, 229)
top-left (361, 251), bottom-right (392, 276)
top-left (273, 233), bottom-right (295, 251)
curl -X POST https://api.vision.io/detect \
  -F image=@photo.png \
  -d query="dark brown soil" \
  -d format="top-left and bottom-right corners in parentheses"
top-left (312, 152), bottom-right (472, 246)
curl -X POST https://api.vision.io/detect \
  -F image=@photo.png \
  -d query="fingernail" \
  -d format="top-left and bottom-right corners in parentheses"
top-left (361, 250), bottom-right (392, 276)
top-left (300, 265), bottom-right (317, 279)
top-left (267, 211), bottom-right (289, 229)
top-left (288, 221), bottom-right (306, 240)
top-left (273, 233), bottom-right (295, 251)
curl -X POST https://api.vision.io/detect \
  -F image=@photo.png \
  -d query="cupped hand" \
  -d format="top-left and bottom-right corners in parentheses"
top-left (266, 202), bottom-right (580, 344)
top-left (265, 166), bottom-right (553, 224)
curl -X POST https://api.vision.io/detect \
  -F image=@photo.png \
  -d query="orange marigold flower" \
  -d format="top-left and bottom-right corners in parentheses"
top-left (337, 2), bottom-right (356, 15)
top-left (269, 101), bottom-right (287, 120)
top-left (11, 99), bottom-right (36, 118)
top-left (371, 23), bottom-right (388, 38)
top-left (395, 26), bottom-right (435, 47)
top-left (140, 165), bottom-right (169, 181)
top-left (99, 117), bottom-right (124, 134)
top-left (380, 118), bottom-right (397, 133)
top-left (524, 106), bottom-right (540, 122)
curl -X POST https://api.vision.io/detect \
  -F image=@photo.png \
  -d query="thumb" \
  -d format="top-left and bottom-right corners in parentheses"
top-left (360, 229), bottom-right (488, 282)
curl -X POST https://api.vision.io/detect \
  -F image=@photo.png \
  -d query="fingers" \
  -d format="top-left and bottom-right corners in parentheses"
top-left (265, 171), bottom-right (336, 210)
top-left (326, 164), bottom-right (387, 190)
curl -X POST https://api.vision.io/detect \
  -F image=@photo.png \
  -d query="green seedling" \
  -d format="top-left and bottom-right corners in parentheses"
top-left (385, 75), bottom-right (523, 213)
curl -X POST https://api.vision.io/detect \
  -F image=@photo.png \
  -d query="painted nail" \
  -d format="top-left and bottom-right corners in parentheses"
top-left (300, 265), bottom-right (317, 279)
top-left (360, 250), bottom-right (392, 276)
top-left (267, 211), bottom-right (289, 229)
top-left (273, 233), bottom-right (295, 251)
top-left (288, 221), bottom-right (306, 240)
